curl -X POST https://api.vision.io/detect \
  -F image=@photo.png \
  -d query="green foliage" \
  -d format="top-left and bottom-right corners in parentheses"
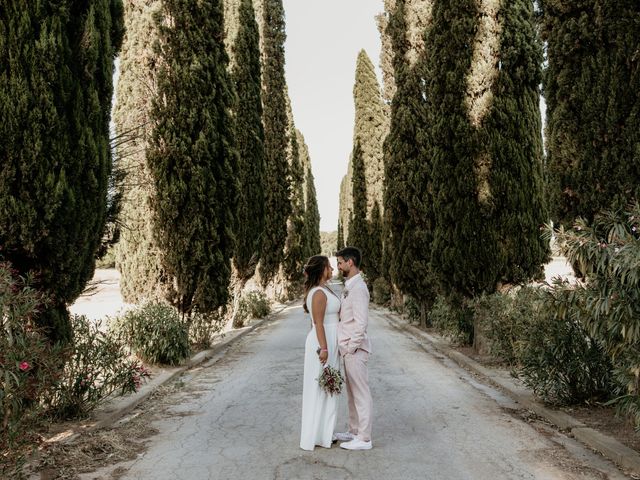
top-left (481, 0), bottom-right (549, 285)
top-left (372, 277), bottom-right (391, 306)
top-left (303, 164), bottom-right (322, 259)
top-left (112, 303), bottom-right (190, 366)
top-left (46, 315), bottom-right (149, 420)
top-left (428, 295), bottom-right (474, 346)
top-left (347, 142), bottom-right (369, 265)
top-left (259, 0), bottom-right (291, 285)
top-left (383, 0), bottom-right (435, 317)
top-left (232, 0), bottom-right (266, 281)
top-left (0, 0), bottom-right (124, 342)
top-left (96, 245), bottom-right (116, 269)
top-left (234, 291), bottom-right (272, 328)
top-left (426, 0), bottom-right (548, 299)
top-left (552, 205), bottom-right (640, 425)
top-left (113, 1), bottom-right (165, 305)
top-left (148, 0), bottom-right (238, 315)
top-left (540, 1), bottom-right (640, 226)
top-left (0, 263), bottom-right (59, 474)
top-left (473, 288), bottom-right (542, 365)
top-left (367, 201), bottom-right (384, 286)
top-left (283, 130), bottom-right (306, 286)
top-left (516, 282), bottom-right (613, 405)
top-left (337, 221), bottom-right (345, 251)
top-left (320, 231), bottom-right (337, 257)
top-left (188, 310), bottom-right (225, 350)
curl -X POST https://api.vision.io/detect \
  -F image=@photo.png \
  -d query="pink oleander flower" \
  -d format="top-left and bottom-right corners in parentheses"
top-left (19, 361), bottom-right (30, 371)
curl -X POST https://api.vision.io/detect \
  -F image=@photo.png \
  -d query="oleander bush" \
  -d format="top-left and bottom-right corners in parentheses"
top-left (45, 315), bottom-right (150, 419)
top-left (551, 205), bottom-right (640, 426)
top-left (515, 281), bottom-right (613, 405)
top-left (0, 262), bottom-right (60, 475)
top-left (234, 290), bottom-right (271, 328)
top-left (188, 309), bottom-right (225, 350)
top-left (111, 303), bottom-right (190, 365)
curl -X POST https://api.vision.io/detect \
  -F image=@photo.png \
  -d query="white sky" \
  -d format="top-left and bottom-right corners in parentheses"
top-left (283, 0), bottom-right (384, 232)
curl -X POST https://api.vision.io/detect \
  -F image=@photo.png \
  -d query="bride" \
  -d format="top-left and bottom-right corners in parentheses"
top-left (300, 255), bottom-right (341, 450)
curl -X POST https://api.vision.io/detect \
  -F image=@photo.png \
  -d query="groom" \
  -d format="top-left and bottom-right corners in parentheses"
top-left (334, 246), bottom-right (373, 450)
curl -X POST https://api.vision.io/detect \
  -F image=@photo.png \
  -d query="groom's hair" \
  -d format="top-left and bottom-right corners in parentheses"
top-left (336, 246), bottom-right (362, 268)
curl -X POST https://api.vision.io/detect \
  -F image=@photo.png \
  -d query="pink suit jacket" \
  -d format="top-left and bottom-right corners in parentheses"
top-left (338, 274), bottom-right (372, 356)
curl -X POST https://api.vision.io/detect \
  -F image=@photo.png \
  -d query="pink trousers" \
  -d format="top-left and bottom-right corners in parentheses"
top-left (343, 349), bottom-right (372, 441)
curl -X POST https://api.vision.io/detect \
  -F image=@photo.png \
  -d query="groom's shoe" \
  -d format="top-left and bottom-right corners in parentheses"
top-left (340, 438), bottom-right (372, 450)
top-left (332, 431), bottom-right (355, 443)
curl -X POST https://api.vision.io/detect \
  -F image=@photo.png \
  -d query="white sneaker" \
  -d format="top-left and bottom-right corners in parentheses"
top-left (332, 431), bottom-right (355, 442)
top-left (340, 438), bottom-right (372, 450)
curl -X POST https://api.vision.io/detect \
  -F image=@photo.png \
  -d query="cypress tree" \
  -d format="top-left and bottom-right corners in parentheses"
top-left (427, 0), bottom-right (549, 298)
top-left (426, 0), bottom-right (496, 297)
top-left (300, 132), bottom-right (321, 258)
top-left (0, 0), bottom-right (124, 342)
top-left (114, 1), bottom-right (165, 304)
top-left (383, 0), bottom-right (433, 313)
top-left (283, 127), bottom-right (306, 286)
top-left (482, 0), bottom-right (549, 284)
top-left (259, 0), bottom-right (291, 286)
top-left (232, 0), bottom-right (266, 281)
top-left (353, 50), bottom-right (387, 219)
top-left (147, 0), bottom-right (238, 315)
top-left (347, 142), bottom-right (370, 273)
top-left (541, 0), bottom-right (640, 226)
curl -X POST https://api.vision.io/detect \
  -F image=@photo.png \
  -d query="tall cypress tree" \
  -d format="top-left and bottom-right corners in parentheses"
top-left (259, 0), bottom-right (291, 286)
top-left (0, 1), bottom-right (124, 342)
top-left (347, 142), bottom-right (369, 273)
top-left (283, 127), bottom-right (306, 286)
top-left (383, 0), bottom-right (434, 319)
top-left (426, 0), bottom-right (496, 297)
top-left (114, 0), bottom-right (165, 305)
top-left (232, 0), bottom-right (265, 281)
top-left (300, 132), bottom-right (321, 259)
top-left (148, 0), bottom-right (238, 315)
top-left (482, 0), bottom-right (549, 284)
top-left (541, 0), bottom-right (640, 226)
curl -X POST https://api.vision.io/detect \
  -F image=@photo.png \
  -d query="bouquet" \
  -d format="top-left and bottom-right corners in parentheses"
top-left (317, 365), bottom-right (344, 396)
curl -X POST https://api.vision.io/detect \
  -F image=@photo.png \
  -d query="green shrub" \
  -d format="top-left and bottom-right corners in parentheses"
top-left (188, 310), bottom-right (225, 350)
top-left (551, 205), bottom-right (640, 425)
top-left (235, 291), bottom-right (271, 328)
top-left (95, 245), bottom-right (116, 269)
top-left (0, 262), bottom-right (60, 475)
top-left (372, 277), bottom-right (391, 305)
top-left (45, 315), bottom-right (150, 419)
top-left (515, 282), bottom-right (613, 405)
top-left (404, 295), bottom-right (420, 323)
top-left (473, 288), bottom-right (541, 365)
top-left (111, 303), bottom-right (190, 365)
top-left (428, 294), bottom-right (474, 345)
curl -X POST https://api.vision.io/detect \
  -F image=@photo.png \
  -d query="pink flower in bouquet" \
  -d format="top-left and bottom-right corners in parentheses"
top-left (19, 361), bottom-right (30, 371)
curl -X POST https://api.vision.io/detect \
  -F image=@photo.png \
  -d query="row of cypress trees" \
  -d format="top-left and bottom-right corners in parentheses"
top-left (343, 0), bottom-right (639, 325)
top-left (114, 0), bottom-right (320, 314)
top-left (0, 0), bottom-right (321, 342)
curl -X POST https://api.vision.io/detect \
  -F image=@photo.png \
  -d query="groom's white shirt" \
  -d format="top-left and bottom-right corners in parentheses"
top-left (338, 273), bottom-right (371, 355)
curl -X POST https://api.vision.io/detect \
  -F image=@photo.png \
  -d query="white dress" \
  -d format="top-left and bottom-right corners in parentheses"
top-left (300, 285), bottom-right (341, 450)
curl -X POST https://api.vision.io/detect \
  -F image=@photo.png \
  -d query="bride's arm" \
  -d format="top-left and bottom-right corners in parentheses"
top-left (311, 290), bottom-right (329, 364)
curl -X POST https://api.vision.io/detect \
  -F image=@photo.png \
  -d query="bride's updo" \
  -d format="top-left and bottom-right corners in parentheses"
top-left (303, 255), bottom-right (330, 313)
